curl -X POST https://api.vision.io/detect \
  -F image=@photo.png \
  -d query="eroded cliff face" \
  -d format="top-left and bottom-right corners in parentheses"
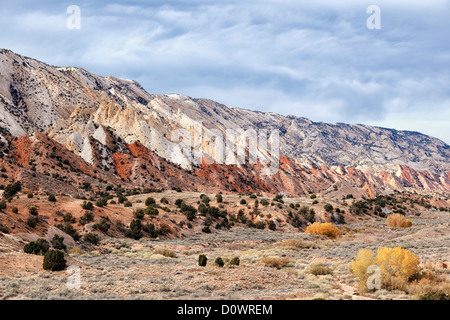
top-left (0, 49), bottom-right (449, 197)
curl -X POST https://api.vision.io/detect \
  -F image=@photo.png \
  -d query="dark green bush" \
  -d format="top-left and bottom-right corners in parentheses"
top-left (0, 200), bottom-right (6, 211)
top-left (93, 218), bottom-right (110, 233)
top-left (240, 199), bottom-right (247, 205)
top-left (0, 223), bottom-right (9, 234)
top-left (229, 257), bottom-right (240, 266)
top-left (3, 181), bottom-right (21, 199)
top-left (83, 233), bottom-right (100, 245)
top-left (63, 212), bottom-right (75, 223)
top-left (43, 249), bottom-right (66, 271)
top-left (268, 220), bottom-right (276, 231)
top-left (198, 254), bottom-right (207, 267)
top-left (215, 257), bottom-right (224, 267)
top-left (175, 199), bottom-right (184, 207)
top-left (48, 194), bottom-right (56, 202)
top-left (26, 216), bottom-right (38, 228)
top-left (51, 235), bottom-right (66, 251)
top-left (28, 206), bottom-right (38, 216)
top-left (95, 198), bottom-right (108, 207)
top-left (81, 201), bottom-right (94, 210)
top-left (24, 239), bottom-right (50, 255)
top-left (144, 206), bottom-right (159, 216)
top-left (202, 226), bottom-right (211, 233)
top-left (126, 219), bottom-right (143, 240)
top-left (133, 208), bottom-right (145, 219)
top-left (145, 197), bottom-right (156, 206)
top-left (124, 201), bottom-right (132, 207)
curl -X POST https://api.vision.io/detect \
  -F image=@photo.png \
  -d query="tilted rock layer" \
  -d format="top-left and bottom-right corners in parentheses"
top-left (0, 49), bottom-right (449, 197)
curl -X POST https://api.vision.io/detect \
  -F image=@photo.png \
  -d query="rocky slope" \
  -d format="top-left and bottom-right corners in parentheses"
top-left (0, 49), bottom-right (449, 197)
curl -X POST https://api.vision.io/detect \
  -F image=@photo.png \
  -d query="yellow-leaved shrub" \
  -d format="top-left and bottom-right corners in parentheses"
top-left (376, 247), bottom-right (420, 279)
top-left (305, 222), bottom-right (341, 238)
top-left (351, 249), bottom-right (377, 284)
top-left (351, 247), bottom-right (420, 291)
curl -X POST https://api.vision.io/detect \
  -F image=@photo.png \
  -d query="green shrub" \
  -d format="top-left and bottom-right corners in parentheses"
top-left (202, 226), bottom-right (211, 233)
top-left (95, 198), bottom-right (108, 207)
top-left (60, 223), bottom-right (81, 241)
top-left (144, 206), bottom-right (159, 216)
top-left (240, 199), bottom-right (247, 205)
top-left (43, 249), bottom-right (66, 271)
top-left (0, 201), bottom-right (6, 211)
top-left (0, 223), bottom-right (9, 234)
top-left (3, 181), bottom-right (21, 199)
top-left (28, 206), bottom-right (39, 216)
top-left (268, 220), bottom-right (276, 231)
top-left (198, 254), bottom-right (207, 267)
top-left (24, 239), bottom-right (50, 255)
top-left (324, 204), bottom-right (333, 212)
top-left (12, 206), bottom-right (18, 214)
top-left (143, 223), bottom-right (157, 238)
top-left (229, 257), bottom-right (240, 266)
top-left (48, 194), bottom-right (56, 202)
top-left (160, 197), bottom-right (169, 204)
top-left (215, 257), bottom-right (224, 267)
top-left (126, 219), bottom-right (143, 240)
top-left (27, 193), bottom-right (34, 198)
top-left (175, 199), bottom-right (184, 207)
top-left (63, 212), bottom-right (75, 223)
top-left (51, 235), bottom-right (66, 251)
top-left (79, 211), bottom-right (94, 224)
top-left (133, 208), bottom-right (145, 219)
top-left (93, 218), bottom-right (110, 233)
top-left (81, 201), bottom-right (94, 210)
top-left (124, 201), bottom-right (132, 207)
top-left (26, 216), bottom-right (38, 228)
top-left (145, 197), bottom-right (156, 206)
top-left (216, 194), bottom-right (223, 203)
top-left (255, 221), bottom-right (265, 229)
top-left (83, 233), bottom-right (100, 245)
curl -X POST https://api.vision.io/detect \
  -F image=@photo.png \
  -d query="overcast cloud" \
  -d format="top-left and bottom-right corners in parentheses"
top-left (1, 0), bottom-right (449, 143)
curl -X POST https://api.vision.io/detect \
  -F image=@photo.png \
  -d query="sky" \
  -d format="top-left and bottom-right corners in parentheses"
top-left (1, 0), bottom-right (450, 144)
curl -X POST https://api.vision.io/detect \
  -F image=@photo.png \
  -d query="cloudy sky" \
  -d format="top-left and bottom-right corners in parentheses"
top-left (1, 0), bottom-right (450, 143)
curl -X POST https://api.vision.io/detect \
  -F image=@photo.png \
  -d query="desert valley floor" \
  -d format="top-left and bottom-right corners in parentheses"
top-left (0, 190), bottom-right (449, 300)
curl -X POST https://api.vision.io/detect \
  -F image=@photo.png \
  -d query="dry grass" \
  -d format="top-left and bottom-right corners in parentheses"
top-left (261, 256), bottom-right (292, 269)
top-left (386, 214), bottom-right (412, 228)
top-left (407, 271), bottom-right (450, 296)
top-left (278, 239), bottom-right (317, 250)
top-left (153, 248), bottom-right (177, 258)
top-left (305, 223), bottom-right (341, 238)
top-left (68, 247), bottom-right (85, 255)
top-left (309, 263), bottom-right (333, 276)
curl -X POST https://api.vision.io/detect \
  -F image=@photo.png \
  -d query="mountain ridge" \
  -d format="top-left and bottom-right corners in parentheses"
top-left (0, 49), bottom-right (449, 197)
